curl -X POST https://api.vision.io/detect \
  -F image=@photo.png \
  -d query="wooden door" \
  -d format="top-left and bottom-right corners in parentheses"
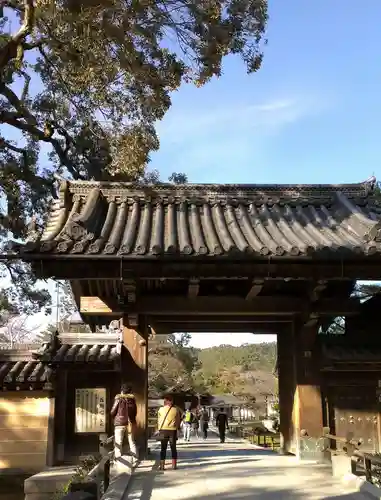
top-left (329, 386), bottom-right (379, 453)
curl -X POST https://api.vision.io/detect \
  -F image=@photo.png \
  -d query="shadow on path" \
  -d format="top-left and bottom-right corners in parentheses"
top-left (124, 440), bottom-right (368, 500)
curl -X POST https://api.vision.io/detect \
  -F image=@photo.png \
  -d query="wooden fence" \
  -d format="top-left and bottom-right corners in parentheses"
top-left (229, 423), bottom-right (280, 450)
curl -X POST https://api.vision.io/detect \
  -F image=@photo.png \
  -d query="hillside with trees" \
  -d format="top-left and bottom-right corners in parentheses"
top-left (195, 343), bottom-right (277, 398)
top-left (148, 334), bottom-right (277, 405)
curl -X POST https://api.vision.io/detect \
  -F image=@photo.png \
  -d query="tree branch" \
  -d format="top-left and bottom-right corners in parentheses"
top-left (0, 137), bottom-right (27, 154)
top-left (0, 81), bottom-right (37, 124)
top-left (0, 110), bottom-right (85, 179)
top-left (0, 0), bottom-right (35, 73)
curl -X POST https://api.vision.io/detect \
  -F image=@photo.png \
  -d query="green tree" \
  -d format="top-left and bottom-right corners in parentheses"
top-left (168, 332), bottom-right (192, 348)
top-left (0, 0), bottom-right (267, 317)
top-left (149, 345), bottom-right (196, 395)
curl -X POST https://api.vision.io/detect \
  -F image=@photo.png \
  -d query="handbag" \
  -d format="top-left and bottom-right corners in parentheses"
top-left (152, 405), bottom-right (173, 441)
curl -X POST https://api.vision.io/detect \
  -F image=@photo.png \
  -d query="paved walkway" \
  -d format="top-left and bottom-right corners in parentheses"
top-left (123, 437), bottom-right (370, 500)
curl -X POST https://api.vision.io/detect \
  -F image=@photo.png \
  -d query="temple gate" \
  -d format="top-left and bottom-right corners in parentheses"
top-left (14, 178), bottom-right (381, 458)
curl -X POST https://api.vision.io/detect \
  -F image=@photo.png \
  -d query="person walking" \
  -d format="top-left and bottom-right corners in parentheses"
top-left (182, 408), bottom-right (194, 442)
top-left (110, 383), bottom-right (138, 464)
top-left (215, 407), bottom-right (229, 443)
top-left (199, 406), bottom-right (210, 440)
top-left (192, 412), bottom-right (200, 438)
top-left (157, 394), bottom-right (181, 471)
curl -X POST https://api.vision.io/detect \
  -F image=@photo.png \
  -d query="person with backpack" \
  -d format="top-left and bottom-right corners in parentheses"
top-left (110, 383), bottom-right (138, 464)
top-left (182, 408), bottom-right (194, 442)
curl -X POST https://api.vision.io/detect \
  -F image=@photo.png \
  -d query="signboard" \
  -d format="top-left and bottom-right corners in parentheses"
top-left (75, 388), bottom-right (106, 433)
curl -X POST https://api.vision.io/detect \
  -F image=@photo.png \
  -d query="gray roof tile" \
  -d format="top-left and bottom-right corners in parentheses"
top-left (21, 179), bottom-right (381, 257)
top-left (0, 335), bottom-right (120, 387)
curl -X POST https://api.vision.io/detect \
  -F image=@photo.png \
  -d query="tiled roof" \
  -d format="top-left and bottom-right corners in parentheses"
top-left (20, 178), bottom-right (381, 257)
top-left (0, 360), bottom-right (49, 386)
top-left (34, 333), bottom-right (120, 364)
top-left (0, 333), bottom-right (120, 388)
top-left (0, 345), bottom-right (49, 387)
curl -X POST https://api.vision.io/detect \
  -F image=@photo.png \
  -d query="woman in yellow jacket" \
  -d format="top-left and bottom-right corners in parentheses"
top-left (157, 394), bottom-right (181, 470)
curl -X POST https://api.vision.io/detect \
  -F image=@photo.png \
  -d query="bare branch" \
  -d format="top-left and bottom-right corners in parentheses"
top-left (19, 70), bottom-right (31, 102)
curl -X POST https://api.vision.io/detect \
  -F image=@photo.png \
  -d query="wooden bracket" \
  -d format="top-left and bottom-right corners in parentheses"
top-left (310, 280), bottom-right (327, 302)
top-left (246, 280), bottom-right (263, 300)
top-left (127, 313), bottom-right (139, 328)
top-left (188, 278), bottom-right (199, 299)
top-left (123, 279), bottom-right (136, 303)
top-left (304, 312), bottom-right (319, 328)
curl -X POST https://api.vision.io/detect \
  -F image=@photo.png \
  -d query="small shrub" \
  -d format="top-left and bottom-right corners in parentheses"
top-left (53, 455), bottom-right (99, 500)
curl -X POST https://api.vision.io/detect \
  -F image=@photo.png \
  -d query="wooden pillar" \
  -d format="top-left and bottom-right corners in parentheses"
top-left (291, 320), bottom-right (324, 460)
top-left (122, 315), bottom-right (148, 458)
top-left (46, 391), bottom-right (56, 466)
top-left (278, 322), bottom-right (323, 458)
top-left (277, 325), bottom-right (295, 454)
top-left (55, 370), bottom-right (68, 464)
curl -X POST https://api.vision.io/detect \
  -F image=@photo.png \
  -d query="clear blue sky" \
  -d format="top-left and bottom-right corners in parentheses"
top-left (7, 0), bottom-right (381, 347)
top-left (150, 0), bottom-right (381, 185)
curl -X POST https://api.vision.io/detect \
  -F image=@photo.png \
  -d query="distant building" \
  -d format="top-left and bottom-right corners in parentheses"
top-left (209, 394), bottom-right (256, 421)
top-left (0, 331), bottom-right (122, 471)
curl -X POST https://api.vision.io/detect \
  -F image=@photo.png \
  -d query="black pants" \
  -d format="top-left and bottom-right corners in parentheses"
top-left (160, 430), bottom-right (178, 460)
top-left (218, 426), bottom-right (226, 443)
top-left (201, 423), bottom-right (208, 439)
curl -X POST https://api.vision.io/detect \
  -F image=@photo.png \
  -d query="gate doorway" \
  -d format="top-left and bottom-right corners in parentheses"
top-left (16, 178), bottom-right (381, 458)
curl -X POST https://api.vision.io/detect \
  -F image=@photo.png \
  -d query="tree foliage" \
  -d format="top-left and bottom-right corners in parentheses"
top-left (149, 345), bottom-right (197, 395)
top-left (0, 0), bottom-right (268, 317)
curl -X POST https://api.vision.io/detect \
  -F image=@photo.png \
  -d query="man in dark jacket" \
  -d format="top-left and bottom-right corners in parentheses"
top-left (110, 383), bottom-right (137, 462)
top-left (215, 407), bottom-right (229, 443)
top-left (199, 407), bottom-right (210, 440)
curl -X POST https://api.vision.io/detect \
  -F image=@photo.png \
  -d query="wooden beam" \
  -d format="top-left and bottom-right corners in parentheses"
top-left (188, 278), bottom-right (199, 299)
top-left (30, 258), bottom-right (381, 281)
top-left (246, 280), bottom-right (263, 300)
top-left (80, 295), bottom-right (360, 317)
top-left (150, 322), bottom-right (286, 334)
top-left (81, 296), bottom-right (114, 314)
top-left (81, 295), bottom-right (303, 315)
top-left (150, 314), bottom-right (288, 323)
